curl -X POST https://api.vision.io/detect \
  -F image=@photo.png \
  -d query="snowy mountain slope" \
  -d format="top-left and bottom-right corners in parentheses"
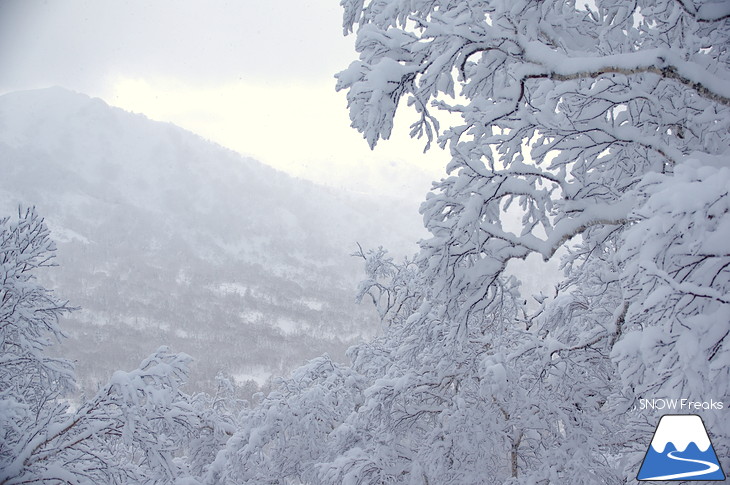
top-left (650, 415), bottom-right (712, 453)
top-left (0, 87), bottom-right (426, 393)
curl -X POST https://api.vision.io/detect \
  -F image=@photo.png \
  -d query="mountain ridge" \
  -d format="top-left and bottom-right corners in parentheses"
top-left (0, 86), bottom-right (425, 394)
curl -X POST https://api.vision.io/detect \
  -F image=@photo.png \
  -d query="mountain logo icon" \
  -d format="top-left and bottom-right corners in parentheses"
top-left (637, 414), bottom-right (726, 481)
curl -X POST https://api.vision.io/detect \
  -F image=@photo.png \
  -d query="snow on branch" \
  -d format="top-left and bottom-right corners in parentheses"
top-left (522, 42), bottom-right (730, 107)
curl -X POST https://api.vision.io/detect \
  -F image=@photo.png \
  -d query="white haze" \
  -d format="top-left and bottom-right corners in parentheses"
top-left (0, 0), bottom-right (448, 196)
top-left (0, 87), bottom-right (429, 393)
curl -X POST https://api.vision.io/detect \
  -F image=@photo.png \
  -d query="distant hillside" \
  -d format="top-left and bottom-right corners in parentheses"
top-left (0, 87), bottom-right (426, 394)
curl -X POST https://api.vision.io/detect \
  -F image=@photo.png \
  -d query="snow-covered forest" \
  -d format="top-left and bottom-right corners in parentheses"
top-left (0, 86), bottom-right (430, 396)
top-left (1, 0), bottom-right (729, 483)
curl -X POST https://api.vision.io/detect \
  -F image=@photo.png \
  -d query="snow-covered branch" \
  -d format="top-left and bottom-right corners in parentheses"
top-left (522, 43), bottom-right (730, 106)
top-left (330, 0), bottom-right (730, 481)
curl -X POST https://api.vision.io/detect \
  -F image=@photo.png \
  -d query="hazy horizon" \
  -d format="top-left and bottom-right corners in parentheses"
top-left (0, 0), bottom-right (450, 199)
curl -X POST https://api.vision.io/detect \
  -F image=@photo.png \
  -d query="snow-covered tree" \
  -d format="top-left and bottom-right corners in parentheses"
top-left (329, 0), bottom-right (730, 481)
top-left (0, 208), bottom-right (75, 481)
top-left (205, 355), bottom-right (368, 485)
top-left (186, 373), bottom-right (241, 480)
top-left (0, 208), bottom-right (227, 484)
top-left (0, 208), bottom-right (75, 398)
top-left (161, 1), bottom-right (730, 481)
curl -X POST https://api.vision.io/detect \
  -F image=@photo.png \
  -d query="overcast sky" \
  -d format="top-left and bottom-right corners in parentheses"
top-left (0, 0), bottom-right (447, 198)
